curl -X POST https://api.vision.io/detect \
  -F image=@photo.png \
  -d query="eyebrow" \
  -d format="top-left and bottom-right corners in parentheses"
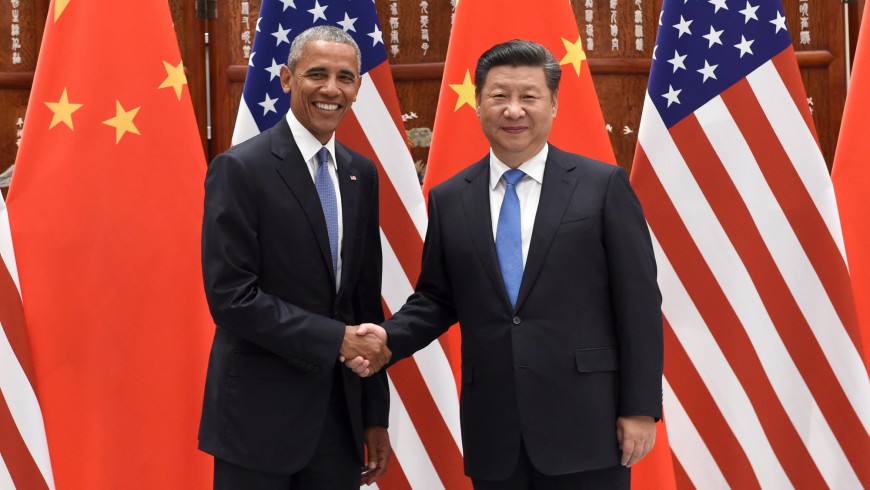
top-left (304, 66), bottom-right (358, 78)
top-left (487, 83), bottom-right (543, 92)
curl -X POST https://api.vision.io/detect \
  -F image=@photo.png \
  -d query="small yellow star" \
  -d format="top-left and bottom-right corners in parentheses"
top-left (158, 60), bottom-right (187, 100)
top-left (449, 69), bottom-right (476, 112)
top-left (560, 36), bottom-right (587, 77)
top-left (54, 0), bottom-right (71, 21)
top-left (102, 101), bottom-right (141, 143)
top-left (45, 87), bottom-right (83, 130)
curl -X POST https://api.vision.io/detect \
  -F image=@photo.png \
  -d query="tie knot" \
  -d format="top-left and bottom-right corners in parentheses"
top-left (318, 147), bottom-right (330, 167)
top-left (503, 169), bottom-right (525, 187)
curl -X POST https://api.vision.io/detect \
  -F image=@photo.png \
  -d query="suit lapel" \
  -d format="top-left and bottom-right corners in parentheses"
top-left (271, 121), bottom-right (336, 287)
top-left (335, 143), bottom-right (360, 298)
top-left (515, 145), bottom-right (578, 310)
top-left (461, 157), bottom-right (515, 313)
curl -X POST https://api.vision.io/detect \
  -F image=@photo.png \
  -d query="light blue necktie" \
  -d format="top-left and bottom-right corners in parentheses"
top-left (315, 147), bottom-right (339, 278)
top-left (496, 169), bottom-right (525, 309)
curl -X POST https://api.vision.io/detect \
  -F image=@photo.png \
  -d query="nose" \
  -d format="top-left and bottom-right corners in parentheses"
top-left (321, 76), bottom-right (340, 95)
top-left (503, 98), bottom-right (524, 119)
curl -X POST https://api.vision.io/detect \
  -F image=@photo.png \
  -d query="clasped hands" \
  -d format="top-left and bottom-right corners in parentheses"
top-left (339, 323), bottom-right (390, 377)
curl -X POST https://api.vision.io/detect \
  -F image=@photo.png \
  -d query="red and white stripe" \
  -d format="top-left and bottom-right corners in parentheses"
top-left (632, 47), bottom-right (870, 489)
top-left (0, 195), bottom-right (55, 490)
top-left (233, 63), bottom-right (467, 489)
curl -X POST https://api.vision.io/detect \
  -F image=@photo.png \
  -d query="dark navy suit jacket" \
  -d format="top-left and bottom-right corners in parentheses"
top-left (385, 144), bottom-right (663, 480)
top-left (198, 118), bottom-right (388, 474)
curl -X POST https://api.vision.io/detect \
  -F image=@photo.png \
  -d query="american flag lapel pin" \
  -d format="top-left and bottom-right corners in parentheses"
top-left (350, 175), bottom-right (357, 181)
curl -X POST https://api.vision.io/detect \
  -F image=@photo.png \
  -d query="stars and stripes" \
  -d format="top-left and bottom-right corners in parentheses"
top-left (231, 1), bottom-right (465, 488)
top-left (632, 0), bottom-right (870, 487)
top-left (0, 196), bottom-right (54, 490)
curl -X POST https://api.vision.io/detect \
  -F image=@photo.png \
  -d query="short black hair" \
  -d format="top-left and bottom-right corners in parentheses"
top-left (474, 40), bottom-right (561, 98)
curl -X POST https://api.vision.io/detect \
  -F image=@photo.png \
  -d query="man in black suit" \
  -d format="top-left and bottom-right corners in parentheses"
top-left (350, 40), bottom-right (663, 489)
top-left (199, 26), bottom-right (392, 489)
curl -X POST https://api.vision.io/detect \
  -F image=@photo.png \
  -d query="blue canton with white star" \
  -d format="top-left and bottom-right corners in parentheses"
top-left (242, 0), bottom-right (387, 132)
top-left (649, 0), bottom-right (792, 128)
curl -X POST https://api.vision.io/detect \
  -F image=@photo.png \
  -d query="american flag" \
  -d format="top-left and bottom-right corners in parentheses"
top-left (231, 1), bottom-right (467, 488)
top-left (630, 0), bottom-right (870, 487)
top-left (0, 195), bottom-right (54, 489)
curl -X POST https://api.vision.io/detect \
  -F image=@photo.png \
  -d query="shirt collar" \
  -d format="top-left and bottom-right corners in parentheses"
top-left (489, 144), bottom-right (548, 190)
top-left (285, 109), bottom-right (337, 169)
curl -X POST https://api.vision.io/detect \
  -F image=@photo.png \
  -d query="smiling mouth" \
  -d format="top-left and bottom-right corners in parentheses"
top-left (314, 102), bottom-right (340, 111)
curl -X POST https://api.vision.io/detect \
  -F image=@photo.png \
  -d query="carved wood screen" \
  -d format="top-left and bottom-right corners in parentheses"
top-left (1, 0), bottom-right (866, 193)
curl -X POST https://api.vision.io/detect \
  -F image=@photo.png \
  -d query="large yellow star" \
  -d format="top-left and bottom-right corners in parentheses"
top-left (102, 101), bottom-right (141, 143)
top-left (45, 87), bottom-right (83, 130)
top-left (560, 36), bottom-right (587, 77)
top-left (54, 0), bottom-right (71, 21)
top-left (158, 60), bottom-right (187, 100)
top-left (449, 69), bottom-right (476, 112)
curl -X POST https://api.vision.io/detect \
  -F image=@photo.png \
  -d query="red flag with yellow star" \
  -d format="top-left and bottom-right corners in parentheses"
top-left (423, 0), bottom-right (615, 191)
top-left (6, 0), bottom-right (213, 487)
top-left (833, 5), bottom-right (870, 372)
top-left (423, 1), bottom-right (676, 487)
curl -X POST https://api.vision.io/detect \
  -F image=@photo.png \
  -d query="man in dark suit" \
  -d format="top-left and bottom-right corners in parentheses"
top-left (350, 40), bottom-right (663, 489)
top-left (199, 26), bottom-right (392, 489)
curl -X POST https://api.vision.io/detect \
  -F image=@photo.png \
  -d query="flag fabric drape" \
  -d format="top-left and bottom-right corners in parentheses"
top-left (833, 6), bottom-right (870, 370)
top-left (0, 194), bottom-right (54, 489)
top-left (423, 1), bottom-right (675, 488)
top-left (6, 0), bottom-right (214, 488)
top-left (231, 1), bottom-right (467, 488)
top-left (631, 0), bottom-right (870, 487)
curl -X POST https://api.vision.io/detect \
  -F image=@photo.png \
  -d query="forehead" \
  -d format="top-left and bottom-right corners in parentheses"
top-left (481, 65), bottom-right (550, 91)
top-left (297, 40), bottom-right (359, 71)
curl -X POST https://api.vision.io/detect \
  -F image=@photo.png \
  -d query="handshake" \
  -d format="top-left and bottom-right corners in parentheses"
top-left (339, 323), bottom-right (390, 377)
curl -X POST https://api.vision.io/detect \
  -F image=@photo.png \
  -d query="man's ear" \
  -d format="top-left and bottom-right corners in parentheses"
top-left (279, 65), bottom-right (292, 94)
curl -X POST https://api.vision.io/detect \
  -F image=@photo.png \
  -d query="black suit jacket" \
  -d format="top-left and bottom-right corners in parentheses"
top-left (384, 144), bottom-right (663, 480)
top-left (198, 119), bottom-right (388, 474)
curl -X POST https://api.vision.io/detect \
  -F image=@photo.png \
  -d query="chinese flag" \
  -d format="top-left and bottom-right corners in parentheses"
top-left (7, 1), bottom-right (213, 488)
top-left (833, 5), bottom-right (870, 370)
top-left (423, 0), bottom-right (615, 192)
top-left (424, 0), bottom-right (675, 487)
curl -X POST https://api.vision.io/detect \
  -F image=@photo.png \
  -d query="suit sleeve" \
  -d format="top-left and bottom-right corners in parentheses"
top-left (201, 151), bottom-right (345, 371)
top-left (353, 164), bottom-right (389, 428)
top-left (383, 188), bottom-right (458, 361)
top-left (603, 167), bottom-right (664, 419)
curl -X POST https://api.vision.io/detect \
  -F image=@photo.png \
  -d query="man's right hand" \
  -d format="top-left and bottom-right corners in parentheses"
top-left (343, 323), bottom-right (389, 377)
top-left (339, 324), bottom-right (391, 375)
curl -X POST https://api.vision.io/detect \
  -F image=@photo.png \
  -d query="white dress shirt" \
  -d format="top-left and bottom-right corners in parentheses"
top-left (285, 110), bottom-right (344, 290)
top-left (489, 145), bottom-right (547, 268)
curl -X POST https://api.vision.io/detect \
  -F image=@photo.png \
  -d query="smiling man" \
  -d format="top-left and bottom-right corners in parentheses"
top-left (199, 26), bottom-right (391, 489)
top-left (349, 40), bottom-right (663, 489)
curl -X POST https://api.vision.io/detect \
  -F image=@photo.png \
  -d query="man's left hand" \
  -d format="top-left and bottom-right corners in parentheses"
top-left (616, 416), bottom-right (656, 467)
top-left (361, 426), bottom-right (392, 485)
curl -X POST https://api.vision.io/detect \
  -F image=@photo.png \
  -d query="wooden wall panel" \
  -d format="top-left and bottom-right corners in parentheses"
top-left (169, 0), bottom-right (209, 153)
top-left (0, 0), bottom-right (44, 193)
top-left (209, 0), bottom-right (262, 156)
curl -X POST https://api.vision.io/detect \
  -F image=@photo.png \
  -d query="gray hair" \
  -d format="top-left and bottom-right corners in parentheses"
top-left (474, 39), bottom-right (561, 98)
top-left (286, 25), bottom-right (362, 73)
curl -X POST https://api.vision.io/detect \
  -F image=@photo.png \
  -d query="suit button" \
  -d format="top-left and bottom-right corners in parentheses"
top-left (311, 366), bottom-right (321, 374)
top-left (333, 309), bottom-right (340, 318)
top-left (512, 316), bottom-right (521, 325)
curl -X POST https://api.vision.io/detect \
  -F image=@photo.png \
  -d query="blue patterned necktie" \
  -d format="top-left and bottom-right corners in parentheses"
top-left (496, 169), bottom-right (526, 309)
top-left (315, 147), bottom-right (338, 278)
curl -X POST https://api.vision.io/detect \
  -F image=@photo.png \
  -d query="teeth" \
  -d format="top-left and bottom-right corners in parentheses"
top-left (315, 103), bottom-right (339, 111)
